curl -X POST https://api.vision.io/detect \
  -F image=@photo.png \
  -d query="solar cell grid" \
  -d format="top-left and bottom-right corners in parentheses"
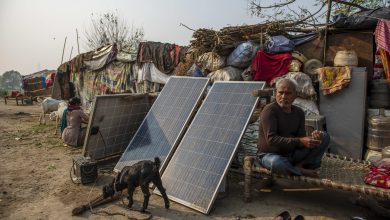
top-left (83, 94), bottom-right (150, 161)
top-left (114, 77), bottom-right (209, 172)
top-left (158, 81), bottom-right (265, 214)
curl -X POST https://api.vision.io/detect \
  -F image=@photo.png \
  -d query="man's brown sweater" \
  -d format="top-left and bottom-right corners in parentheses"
top-left (258, 102), bottom-right (306, 155)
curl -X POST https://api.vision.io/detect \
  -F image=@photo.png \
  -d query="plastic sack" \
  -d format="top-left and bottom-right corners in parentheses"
top-left (273, 72), bottom-right (317, 100)
top-left (241, 66), bottom-right (253, 81)
top-left (207, 66), bottom-right (242, 83)
top-left (227, 41), bottom-right (259, 68)
top-left (333, 8), bottom-right (390, 29)
top-left (267, 35), bottom-right (295, 53)
top-left (186, 64), bottom-right (204, 77)
top-left (137, 63), bottom-right (170, 84)
top-left (197, 52), bottom-right (226, 72)
top-left (293, 98), bottom-right (319, 116)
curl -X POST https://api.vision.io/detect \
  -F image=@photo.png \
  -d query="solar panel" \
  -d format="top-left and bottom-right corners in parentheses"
top-left (82, 94), bottom-right (151, 161)
top-left (158, 81), bottom-right (265, 214)
top-left (114, 77), bottom-right (209, 172)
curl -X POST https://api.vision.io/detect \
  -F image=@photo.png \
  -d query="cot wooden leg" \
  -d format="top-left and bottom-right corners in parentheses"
top-left (244, 156), bottom-right (254, 202)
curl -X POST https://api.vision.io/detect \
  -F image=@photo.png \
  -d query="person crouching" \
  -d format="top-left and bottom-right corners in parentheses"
top-left (62, 97), bottom-right (89, 147)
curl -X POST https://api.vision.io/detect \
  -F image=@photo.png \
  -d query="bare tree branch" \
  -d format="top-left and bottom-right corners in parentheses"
top-left (250, 0), bottom-right (296, 9)
top-left (179, 23), bottom-right (196, 31)
top-left (334, 0), bottom-right (369, 11)
top-left (84, 12), bottom-right (144, 51)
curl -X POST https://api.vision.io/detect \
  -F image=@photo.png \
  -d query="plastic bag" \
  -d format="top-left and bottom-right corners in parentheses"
top-left (273, 72), bottom-right (317, 100)
top-left (241, 66), bottom-right (253, 81)
top-left (267, 35), bottom-right (295, 53)
top-left (197, 52), bottom-right (226, 72)
top-left (186, 64), bottom-right (204, 77)
top-left (207, 66), bottom-right (242, 83)
top-left (293, 98), bottom-right (319, 116)
top-left (227, 41), bottom-right (259, 68)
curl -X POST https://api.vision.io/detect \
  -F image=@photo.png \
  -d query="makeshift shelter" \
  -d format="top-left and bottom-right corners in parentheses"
top-left (23, 69), bottom-right (56, 97)
top-left (52, 42), bottom-right (187, 108)
top-left (185, 7), bottom-right (390, 162)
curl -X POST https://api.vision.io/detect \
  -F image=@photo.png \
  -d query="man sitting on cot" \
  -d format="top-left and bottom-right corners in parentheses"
top-left (257, 78), bottom-right (330, 177)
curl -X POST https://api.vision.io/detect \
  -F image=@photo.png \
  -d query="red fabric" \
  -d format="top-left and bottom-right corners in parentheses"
top-left (68, 104), bottom-right (80, 109)
top-left (375, 19), bottom-right (390, 52)
top-left (364, 160), bottom-right (390, 189)
top-left (174, 45), bottom-right (181, 66)
top-left (10, 91), bottom-right (20, 98)
top-left (45, 78), bottom-right (53, 87)
top-left (251, 50), bottom-right (293, 84)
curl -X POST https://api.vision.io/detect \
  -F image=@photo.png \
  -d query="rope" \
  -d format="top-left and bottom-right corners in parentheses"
top-left (83, 174), bottom-right (153, 220)
top-left (246, 154), bottom-right (390, 199)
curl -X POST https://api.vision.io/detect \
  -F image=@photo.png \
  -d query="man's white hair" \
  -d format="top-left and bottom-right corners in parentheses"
top-left (275, 78), bottom-right (298, 92)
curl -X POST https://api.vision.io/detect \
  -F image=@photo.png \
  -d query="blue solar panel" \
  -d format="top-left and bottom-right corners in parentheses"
top-left (114, 77), bottom-right (209, 172)
top-left (83, 94), bottom-right (150, 161)
top-left (158, 81), bottom-right (265, 214)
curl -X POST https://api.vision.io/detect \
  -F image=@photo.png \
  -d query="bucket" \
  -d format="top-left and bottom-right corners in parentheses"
top-left (334, 50), bottom-right (358, 67)
top-left (367, 108), bottom-right (390, 151)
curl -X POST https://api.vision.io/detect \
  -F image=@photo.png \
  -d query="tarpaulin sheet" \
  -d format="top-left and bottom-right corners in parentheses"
top-left (75, 62), bottom-right (134, 106)
top-left (135, 63), bottom-right (170, 84)
top-left (83, 44), bottom-right (117, 71)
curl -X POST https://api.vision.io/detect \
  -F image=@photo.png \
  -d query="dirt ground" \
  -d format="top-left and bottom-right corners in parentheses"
top-left (0, 100), bottom-right (387, 220)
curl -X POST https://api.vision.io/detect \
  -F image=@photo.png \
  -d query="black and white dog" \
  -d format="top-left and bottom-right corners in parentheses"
top-left (102, 157), bottom-right (170, 212)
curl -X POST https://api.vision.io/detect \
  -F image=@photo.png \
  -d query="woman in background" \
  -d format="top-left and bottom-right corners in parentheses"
top-left (61, 97), bottom-right (89, 147)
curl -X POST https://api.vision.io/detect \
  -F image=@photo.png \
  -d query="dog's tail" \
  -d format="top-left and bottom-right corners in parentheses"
top-left (154, 157), bottom-right (161, 168)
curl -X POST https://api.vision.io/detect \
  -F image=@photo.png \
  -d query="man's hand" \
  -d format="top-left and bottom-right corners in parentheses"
top-left (311, 130), bottom-right (323, 141)
top-left (299, 136), bottom-right (321, 148)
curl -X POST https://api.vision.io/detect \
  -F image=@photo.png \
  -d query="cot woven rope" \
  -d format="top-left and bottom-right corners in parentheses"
top-left (249, 153), bottom-right (390, 199)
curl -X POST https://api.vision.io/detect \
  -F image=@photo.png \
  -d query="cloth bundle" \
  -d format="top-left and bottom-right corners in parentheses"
top-left (251, 50), bottom-right (292, 84)
top-left (364, 159), bottom-right (390, 189)
top-left (317, 67), bottom-right (351, 95)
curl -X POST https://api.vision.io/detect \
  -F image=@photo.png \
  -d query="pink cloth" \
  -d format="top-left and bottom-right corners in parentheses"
top-left (62, 109), bottom-right (89, 147)
top-left (251, 50), bottom-right (292, 84)
top-left (375, 19), bottom-right (390, 52)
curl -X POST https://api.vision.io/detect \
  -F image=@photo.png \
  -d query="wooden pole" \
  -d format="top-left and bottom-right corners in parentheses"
top-left (76, 29), bottom-right (80, 55)
top-left (69, 46), bottom-right (73, 61)
top-left (60, 37), bottom-right (67, 65)
top-left (323, 0), bottom-right (332, 66)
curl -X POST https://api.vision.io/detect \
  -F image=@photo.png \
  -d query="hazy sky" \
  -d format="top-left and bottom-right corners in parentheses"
top-left (0, 0), bottom-right (305, 75)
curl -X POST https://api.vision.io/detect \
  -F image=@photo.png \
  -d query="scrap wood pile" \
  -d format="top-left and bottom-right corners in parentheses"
top-left (190, 22), bottom-right (291, 56)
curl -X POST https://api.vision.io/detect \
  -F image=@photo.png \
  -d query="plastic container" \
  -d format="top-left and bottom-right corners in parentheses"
top-left (305, 115), bottom-right (326, 136)
top-left (334, 50), bottom-right (358, 67)
top-left (367, 108), bottom-right (390, 151)
top-left (382, 146), bottom-right (390, 158)
top-left (369, 79), bottom-right (390, 108)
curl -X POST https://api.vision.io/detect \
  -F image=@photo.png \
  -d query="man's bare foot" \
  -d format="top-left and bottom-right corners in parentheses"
top-left (296, 166), bottom-right (319, 178)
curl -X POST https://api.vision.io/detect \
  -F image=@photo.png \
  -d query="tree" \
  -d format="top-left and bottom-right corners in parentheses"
top-left (249, 0), bottom-right (386, 29)
top-left (0, 70), bottom-right (22, 91)
top-left (84, 12), bottom-right (144, 52)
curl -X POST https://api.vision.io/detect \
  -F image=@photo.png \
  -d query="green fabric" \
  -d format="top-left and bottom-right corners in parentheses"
top-left (60, 108), bottom-right (68, 134)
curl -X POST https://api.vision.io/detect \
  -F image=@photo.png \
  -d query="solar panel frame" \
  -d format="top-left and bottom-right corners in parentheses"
top-left (157, 81), bottom-right (265, 214)
top-left (114, 76), bottom-right (210, 172)
top-left (82, 93), bottom-right (151, 161)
